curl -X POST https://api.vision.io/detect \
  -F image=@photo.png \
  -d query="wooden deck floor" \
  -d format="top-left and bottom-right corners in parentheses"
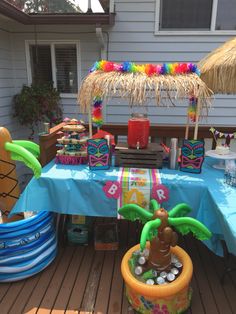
top-left (0, 219), bottom-right (236, 314)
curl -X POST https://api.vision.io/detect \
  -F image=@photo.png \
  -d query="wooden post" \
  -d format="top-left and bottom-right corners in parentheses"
top-left (88, 103), bottom-right (93, 138)
top-left (194, 98), bottom-right (201, 140)
top-left (185, 115), bottom-right (190, 140)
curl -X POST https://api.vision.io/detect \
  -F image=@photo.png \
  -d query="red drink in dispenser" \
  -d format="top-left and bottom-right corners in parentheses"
top-left (128, 113), bottom-right (150, 149)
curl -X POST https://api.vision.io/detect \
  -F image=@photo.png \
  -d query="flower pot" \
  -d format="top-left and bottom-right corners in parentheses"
top-left (121, 243), bottom-right (193, 314)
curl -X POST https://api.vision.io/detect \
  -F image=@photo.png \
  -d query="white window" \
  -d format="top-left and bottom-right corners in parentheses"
top-left (155, 0), bottom-right (236, 33)
top-left (26, 41), bottom-right (81, 96)
top-left (215, 0), bottom-right (236, 30)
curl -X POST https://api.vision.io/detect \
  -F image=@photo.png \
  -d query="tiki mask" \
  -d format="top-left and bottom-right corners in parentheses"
top-left (87, 138), bottom-right (110, 170)
top-left (180, 139), bottom-right (205, 173)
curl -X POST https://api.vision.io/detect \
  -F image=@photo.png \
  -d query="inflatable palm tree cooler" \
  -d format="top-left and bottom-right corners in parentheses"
top-left (118, 200), bottom-right (211, 314)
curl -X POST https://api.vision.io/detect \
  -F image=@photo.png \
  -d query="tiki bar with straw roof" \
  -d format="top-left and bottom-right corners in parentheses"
top-left (78, 60), bottom-right (213, 140)
top-left (198, 37), bottom-right (236, 94)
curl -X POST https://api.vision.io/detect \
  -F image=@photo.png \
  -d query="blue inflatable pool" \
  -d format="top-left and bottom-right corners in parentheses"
top-left (0, 211), bottom-right (57, 282)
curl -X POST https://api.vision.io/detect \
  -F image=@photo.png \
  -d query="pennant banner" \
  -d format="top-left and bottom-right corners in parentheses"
top-left (209, 127), bottom-right (236, 139)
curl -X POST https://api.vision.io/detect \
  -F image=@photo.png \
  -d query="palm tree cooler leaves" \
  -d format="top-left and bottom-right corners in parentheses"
top-left (118, 203), bottom-right (153, 224)
top-left (168, 203), bottom-right (192, 218)
top-left (118, 199), bottom-right (212, 272)
top-left (140, 219), bottom-right (161, 250)
top-left (168, 217), bottom-right (212, 240)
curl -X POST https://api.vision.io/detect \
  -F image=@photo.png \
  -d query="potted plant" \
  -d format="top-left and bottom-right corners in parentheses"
top-left (118, 199), bottom-right (211, 314)
top-left (13, 83), bottom-right (62, 139)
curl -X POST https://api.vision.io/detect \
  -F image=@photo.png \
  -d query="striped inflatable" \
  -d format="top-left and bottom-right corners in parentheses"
top-left (0, 211), bottom-right (57, 282)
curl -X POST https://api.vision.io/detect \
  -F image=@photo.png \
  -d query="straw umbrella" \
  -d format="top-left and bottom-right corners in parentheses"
top-left (78, 61), bottom-right (212, 139)
top-left (198, 37), bottom-right (236, 94)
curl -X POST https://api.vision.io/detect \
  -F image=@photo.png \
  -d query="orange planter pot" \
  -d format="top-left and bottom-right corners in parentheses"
top-left (121, 243), bottom-right (193, 314)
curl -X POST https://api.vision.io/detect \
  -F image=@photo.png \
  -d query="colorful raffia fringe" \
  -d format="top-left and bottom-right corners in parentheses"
top-left (92, 96), bottom-right (103, 127)
top-left (55, 155), bottom-right (87, 165)
top-left (90, 60), bottom-right (200, 76)
top-left (188, 97), bottom-right (198, 122)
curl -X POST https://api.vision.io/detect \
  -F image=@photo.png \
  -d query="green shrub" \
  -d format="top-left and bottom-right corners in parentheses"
top-left (13, 83), bottom-right (63, 137)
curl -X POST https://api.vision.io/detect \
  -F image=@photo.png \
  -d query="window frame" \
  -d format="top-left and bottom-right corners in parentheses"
top-left (25, 40), bottom-right (81, 98)
top-left (155, 0), bottom-right (236, 35)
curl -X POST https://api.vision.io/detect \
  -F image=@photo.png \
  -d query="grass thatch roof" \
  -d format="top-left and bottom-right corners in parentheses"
top-left (198, 37), bottom-right (236, 94)
top-left (78, 62), bottom-right (212, 113)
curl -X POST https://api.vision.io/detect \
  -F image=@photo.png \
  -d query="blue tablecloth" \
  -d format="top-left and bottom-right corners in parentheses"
top-left (11, 158), bottom-right (236, 257)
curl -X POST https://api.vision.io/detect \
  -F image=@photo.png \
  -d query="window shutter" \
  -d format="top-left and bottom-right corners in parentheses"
top-left (30, 45), bottom-right (52, 84)
top-left (55, 44), bottom-right (78, 93)
top-left (160, 0), bottom-right (213, 30)
top-left (216, 0), bottom-right (236, 30)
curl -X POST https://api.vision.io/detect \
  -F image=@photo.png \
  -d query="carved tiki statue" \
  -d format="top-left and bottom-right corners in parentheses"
top-left (87, 138), bottom-right (110, 170)
top-left (180, 139), bottom-right (205, 174)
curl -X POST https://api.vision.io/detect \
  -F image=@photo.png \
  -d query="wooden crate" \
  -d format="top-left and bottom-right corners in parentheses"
top-left (114, 142), bottom-right (163, 169)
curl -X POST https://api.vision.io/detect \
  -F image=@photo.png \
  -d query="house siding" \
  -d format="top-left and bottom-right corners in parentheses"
top-left (0, 1), bottom-right (236, 135)
top-left (0, 25), bottom-right (15, 132)
top-left (0, 20), bottom-right (102, 180)
top-left (7, 23), bottom-right (101, 126)
top-left (106, 0), bottom-right (236, 126)
top-left (0, 20), bottom-right (31, 179)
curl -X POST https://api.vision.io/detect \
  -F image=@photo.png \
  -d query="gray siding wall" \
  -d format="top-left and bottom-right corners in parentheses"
top-left (0, 24), bottom-right (15, 133)
top-left (107, 0), bottom-right (236, 126)
top-left (0, 21), bottom-right (102, 180)
top-left (0, 20), bottom-right (30, 179)
top-left (0, 20), bottom-right (36, 140)
top-left (8, 23), bottom-right (101, 128)
top-left (1, 1), bottom-right (236, 136)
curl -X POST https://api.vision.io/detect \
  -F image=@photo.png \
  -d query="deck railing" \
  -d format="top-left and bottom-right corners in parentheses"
top-left (39, 123), bottom-right (235, 167)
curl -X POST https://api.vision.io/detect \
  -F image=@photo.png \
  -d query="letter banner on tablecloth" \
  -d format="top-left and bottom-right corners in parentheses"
top-left (117, 167), bottom-right (161, 218)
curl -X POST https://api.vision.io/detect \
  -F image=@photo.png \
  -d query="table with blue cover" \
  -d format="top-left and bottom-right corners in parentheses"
top-left (11, 157), bottom-right (236, 257)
